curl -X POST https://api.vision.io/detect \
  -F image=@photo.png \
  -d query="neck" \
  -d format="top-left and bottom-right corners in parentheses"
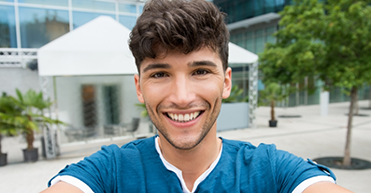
top-left (158, 129), bottom-right (222, 191)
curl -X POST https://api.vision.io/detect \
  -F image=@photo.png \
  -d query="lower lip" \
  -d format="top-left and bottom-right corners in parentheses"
top-left (165, 113), bottom-right (202, 128)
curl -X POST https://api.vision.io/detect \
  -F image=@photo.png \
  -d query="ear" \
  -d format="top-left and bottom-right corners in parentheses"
top-left (222, 67), bottom-right (232, 99)
top-left (134, 74), bottom-right (145, 103)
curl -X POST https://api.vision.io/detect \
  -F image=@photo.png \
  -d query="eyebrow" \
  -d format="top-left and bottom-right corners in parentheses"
top-left (142, 60), bottom-right (218, 73)
top-left (142, 63), bottom-right (171, 73)
top-left (189, 60), bottom-right (218, 68)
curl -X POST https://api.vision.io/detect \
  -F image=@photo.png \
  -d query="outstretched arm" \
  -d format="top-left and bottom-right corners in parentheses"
top-left (303, 181), bottom-right (354, 193)
top-left (40, 182), bottom-right (83, 193)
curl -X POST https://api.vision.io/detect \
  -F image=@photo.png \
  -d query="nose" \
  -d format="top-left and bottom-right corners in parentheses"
top-left (168, 75), bottom-right (196, 108)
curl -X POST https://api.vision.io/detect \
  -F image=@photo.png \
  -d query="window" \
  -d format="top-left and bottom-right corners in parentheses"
top-left (19, 7), bottom-right (69, 48)
top-left (255, 29), bottom-right (265, 53)
top-left (72, 0), bottom-right (115, 12)
top-left (0, 5), bottom-right (17, 48)
top-left (118, 3), bottom-right (136, 14)
top-left (81, 85), bottom-right (97, 128)
top-left (119, 15), bottom-right (137, 30)
top-left (72, 11), bottom-right (115, 29)
top-left (18, 0), bottom-right (68, 7)
top-left (103, 85), bottom-right (120, 125)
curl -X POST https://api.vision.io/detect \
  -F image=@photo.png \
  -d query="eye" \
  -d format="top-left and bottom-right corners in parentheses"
top-left (151, 72), bottom-right (167, 78)
top-left (193, 69), bottom-right (210, 75)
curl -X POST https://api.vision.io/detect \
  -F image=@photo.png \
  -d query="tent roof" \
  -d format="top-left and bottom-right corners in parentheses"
top-left (38, 16), bottom-right (137, 76)
top-left (38, 16), bottom-right (258, 77)
top-left (228, 42), bottom-right (258, 64)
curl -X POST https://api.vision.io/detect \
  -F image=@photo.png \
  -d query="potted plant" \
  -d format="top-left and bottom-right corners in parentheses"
top-left (259, 83), bottom-right (289, 127)
top-left (12, 89), bottom-right (62, 162)
top-left (0, 93), bottom-right (24, 166)
top-left (222, 85), bottom-right (248, 103)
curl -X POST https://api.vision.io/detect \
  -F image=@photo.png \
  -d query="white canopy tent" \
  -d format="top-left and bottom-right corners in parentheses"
top-left (38, 16), bottom-right (257, 76)
top-left (37, 16), bottom-right (258, 158)
top-left (38, 16), bottom-right (137, 76)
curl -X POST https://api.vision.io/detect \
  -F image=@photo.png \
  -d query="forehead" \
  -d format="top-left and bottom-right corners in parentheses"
top-left (139, 47), bottom-right (223, 73)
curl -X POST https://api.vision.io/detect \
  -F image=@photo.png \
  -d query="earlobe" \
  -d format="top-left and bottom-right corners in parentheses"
top-left (134, 74), bottom-right (145, 103)
top-left (222, 67), bottom-right (232, 99)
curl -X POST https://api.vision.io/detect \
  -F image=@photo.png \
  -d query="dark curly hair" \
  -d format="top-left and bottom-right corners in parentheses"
top-left (129, 0), bottom-right (229, 73)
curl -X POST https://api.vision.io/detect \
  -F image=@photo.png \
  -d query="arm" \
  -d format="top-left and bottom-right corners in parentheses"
top-left (40, 181), bottom-right (83, 193)
top-left (303, 181), bottom-right (354, 193)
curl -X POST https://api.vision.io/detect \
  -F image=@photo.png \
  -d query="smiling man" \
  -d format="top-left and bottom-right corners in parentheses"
top-left (42, 0), bottom-right (353, 193)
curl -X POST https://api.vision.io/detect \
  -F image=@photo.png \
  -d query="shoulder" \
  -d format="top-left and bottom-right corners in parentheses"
top-left (101, 136), bottom-right (155, 154)
top-left (221, 137), bottom-right (278, 157)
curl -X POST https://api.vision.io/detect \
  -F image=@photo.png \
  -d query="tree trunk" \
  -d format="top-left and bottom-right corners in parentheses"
top-left (26, 128), bottom-right (34, 150)
top-left (270, 100), bottom-right (275, 120)
top-left (354, 97), bottom-right (359, 115)
top-left (343, 86), bottom-right (357, 166)
top-left (369, 85), bottom-right (371, 108)
top-left (26, 115), bottom-right (34, 150)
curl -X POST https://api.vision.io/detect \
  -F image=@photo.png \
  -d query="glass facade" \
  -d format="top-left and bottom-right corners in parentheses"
top-left (119, 3), bottom-right (137, 14)
top-left (0, 0), bottom-right (145, 48)
top-left (230, 25), bottom-right (277, 95)
top-left (230, 26), bottom-right (276, 54)
top-left (72, 0), bottom-right (115, 11)
top-left (119, 15), bottom-right (137, 30)
top-left (0, 5), bottom-right (17, 47)
top-left (214, 0), bottom-right (293, 23)
top-left (19, 7), bottom-right (69, 48)
top-left (73, 11), bottom-right (115, 29)
top-left (18, 0), bottom-right (68, 7)
top-left (225, 0), bottom-right (370, 107)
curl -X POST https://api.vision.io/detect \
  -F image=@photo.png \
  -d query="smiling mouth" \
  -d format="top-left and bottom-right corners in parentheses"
top-left (165, 111), bottom-right (203, 123)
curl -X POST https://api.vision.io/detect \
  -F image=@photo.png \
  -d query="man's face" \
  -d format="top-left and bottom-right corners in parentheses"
top-left (134, 47), bottom-right (231, 150)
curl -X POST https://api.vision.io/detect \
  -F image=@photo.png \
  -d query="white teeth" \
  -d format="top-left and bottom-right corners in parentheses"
top-left (167, 111), bottom-right (201, 122)
top-left (193, 111), bottom-right (200, 118)
top-left (178, 114), bottom-right (184, 122)
top-left (184, 114), bottom-right (189, 121)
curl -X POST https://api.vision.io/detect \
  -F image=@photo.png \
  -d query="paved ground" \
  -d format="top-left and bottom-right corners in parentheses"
top-left (0, 101), bottom-right (370, 192)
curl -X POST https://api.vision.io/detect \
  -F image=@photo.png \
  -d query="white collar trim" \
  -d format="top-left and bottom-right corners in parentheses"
top-left (155, 136), bottom-right (223, 193)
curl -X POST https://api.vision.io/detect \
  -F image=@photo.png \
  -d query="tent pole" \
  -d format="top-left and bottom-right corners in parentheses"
top-left (39, 76), bottom-right (57, 159)
top-left (248, 62), bottom-right (259, 128)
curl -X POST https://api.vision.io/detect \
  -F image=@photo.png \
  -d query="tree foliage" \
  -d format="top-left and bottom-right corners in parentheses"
top-left (222, 85), bottom-right (248, 103)
top-left (0, 89), bottom-right (63, 151)
top-left (260, 0), bottom-right (371, 166)
top-left (259, 83), bottom-right (292, 121)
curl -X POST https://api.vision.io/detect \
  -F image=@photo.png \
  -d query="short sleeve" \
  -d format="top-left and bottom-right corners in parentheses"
top-left (265, 144), bottom-right (336, 193)
top-left (47, 145), bottom-right (119, 193)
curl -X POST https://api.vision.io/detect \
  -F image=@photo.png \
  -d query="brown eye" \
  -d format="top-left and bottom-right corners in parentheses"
top-left (152, 72), bottom-right (167, 78)
top-left (194, 69), bottom-right (209, 75)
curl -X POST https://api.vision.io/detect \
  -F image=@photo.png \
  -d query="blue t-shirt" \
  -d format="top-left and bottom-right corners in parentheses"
top-left (49, 136), bottom-right (335, 192)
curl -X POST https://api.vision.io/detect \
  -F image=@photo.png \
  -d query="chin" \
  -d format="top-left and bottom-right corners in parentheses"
top-left (161, 130), bottom-right (207, 150)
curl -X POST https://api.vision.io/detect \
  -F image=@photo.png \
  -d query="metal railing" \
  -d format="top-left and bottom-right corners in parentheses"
top-left (0, 48), bottom-right (38, 68)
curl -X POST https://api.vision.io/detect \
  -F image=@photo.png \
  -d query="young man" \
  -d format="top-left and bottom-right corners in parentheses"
top-left (42, 0), bottom-right (353, 192)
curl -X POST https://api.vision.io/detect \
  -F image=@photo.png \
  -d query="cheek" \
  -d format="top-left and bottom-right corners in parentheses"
top-left (141, 84), bottom-right (167, 105)
top-left (196, 81), bottom-right (224, 100)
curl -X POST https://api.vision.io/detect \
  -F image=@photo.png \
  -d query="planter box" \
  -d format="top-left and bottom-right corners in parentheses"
top-left (23, 148), bottom-right (39, 162)
top-left (217, 102), bottom-right (249, 131)
top-left (0, 153), bottom-right (7, 166)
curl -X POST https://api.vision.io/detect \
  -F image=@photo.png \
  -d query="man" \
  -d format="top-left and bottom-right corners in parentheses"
top-left (42, 0), bottom-right (353, 192)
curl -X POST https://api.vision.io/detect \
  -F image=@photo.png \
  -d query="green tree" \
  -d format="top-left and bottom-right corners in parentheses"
top-left (12, 89), bottom-right (62, 151)
top-left (0, 93), bottom-right (25, 155)
top-left (259, 83), bottom-right (291, 122)
top-left (260, 0), bottom-right (371, 166)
